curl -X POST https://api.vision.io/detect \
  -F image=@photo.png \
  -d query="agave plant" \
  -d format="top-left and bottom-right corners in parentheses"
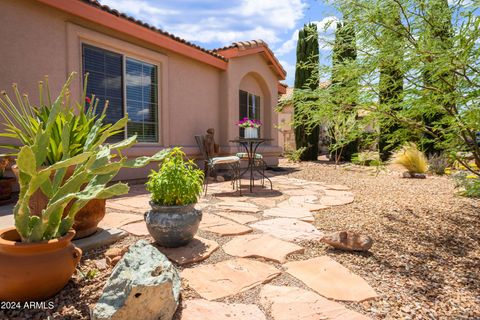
top-left (0, 73), bottom-right (122, 165)
top-left (391, 142), bottom-right (428, 174)
top-left (3, 73), bottom-right (169, 242)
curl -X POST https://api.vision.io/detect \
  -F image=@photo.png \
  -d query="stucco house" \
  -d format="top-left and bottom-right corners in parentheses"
top-left (0, 0), bottom-right (287, 180)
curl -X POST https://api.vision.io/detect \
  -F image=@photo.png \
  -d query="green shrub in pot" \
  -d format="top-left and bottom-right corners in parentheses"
top-left (145, 147), bottom-right (204, 247)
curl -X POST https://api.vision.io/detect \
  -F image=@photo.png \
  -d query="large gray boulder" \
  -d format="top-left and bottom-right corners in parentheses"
top-left (92, 240), bottom-right (181, 320)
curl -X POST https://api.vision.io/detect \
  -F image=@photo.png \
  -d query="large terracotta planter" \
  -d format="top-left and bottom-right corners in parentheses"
top-left (0, 227), bottom-right (82, 302)
top-left (11, 165), bottom-right (106, 239)
top-left (145, 202), bottom-right (202, 248)
top-left (0, 177), bottom-right (15, 200)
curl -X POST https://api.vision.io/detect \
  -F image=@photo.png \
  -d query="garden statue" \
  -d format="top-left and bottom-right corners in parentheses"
top-left (204, 128), bottom-right (219, 157)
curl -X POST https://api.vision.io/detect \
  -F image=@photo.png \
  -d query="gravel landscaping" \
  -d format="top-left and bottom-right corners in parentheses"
top-left (1, 158), bottom-right (479, 319)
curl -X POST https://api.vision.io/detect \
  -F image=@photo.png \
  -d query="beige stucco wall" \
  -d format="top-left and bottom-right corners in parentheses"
top-left (0, 0), bottom-right (281, 181)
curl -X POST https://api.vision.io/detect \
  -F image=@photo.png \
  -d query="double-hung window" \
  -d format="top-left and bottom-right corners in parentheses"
top-left (82, 44), bottom-right (159, 142)
top-left (239, 90), bottom-right (260, 137)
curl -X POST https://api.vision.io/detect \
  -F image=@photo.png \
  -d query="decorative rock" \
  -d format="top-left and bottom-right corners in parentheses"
top-left (158, 236), bottom-right (219, 265)
top-left (105, 247), bottom-right (129, 267)
top-left (182, 258), bottom-right (280, 300)
top-left (321, 231), bottom-right (373, 252)
top-left (99, 212), bottom-right (143, 229)
top-left (213, 211), bottom-right (259, 224)
top-left (181, 299), bottom-right (266, 320)
top-left (200, 213), bottom-right (252, 236)
top-left (73, 228), bottom-right (128, 252)
top-left (284, 256), bottom-right (378, 302)
top-left (222, 234), bottom-right (304, 263)
top-left (263, 207), bottom-right (314, 223)
top-left (402, 172), bottom-right (427, 179)
top-left (94, 258), bottom-right (108, 271)
top-left (318, 190), bottom-right (355, 206)
top-left (92, 240), bottom-right (180, 320)
top-left (259, 285), bottom-right (369, 320)
top-left (250, 218), bottom-right (323, 242)
top-left (216, 175), bottom-right (225, 182)
top-left (120, 221), bottom-right (150, 236)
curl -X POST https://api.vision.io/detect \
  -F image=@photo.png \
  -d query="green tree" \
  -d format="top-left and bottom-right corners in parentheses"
top-left (330, 20), bottom-right (359, 161)
top-left (294, 23), bottom-right (320, 161)
top-left (378, 1), bottom-right (405, 161)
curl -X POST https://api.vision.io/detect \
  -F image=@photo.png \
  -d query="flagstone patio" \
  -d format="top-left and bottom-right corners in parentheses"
top-left (96, 175), bottom-right (376, 319)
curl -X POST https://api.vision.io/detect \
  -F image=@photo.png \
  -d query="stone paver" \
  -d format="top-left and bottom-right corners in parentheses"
top-left (216, 201), bottom-right (261, 213)
top-left (99, 212), bottom-right (143, 229)
top-left (182, 258), bottom-right (280, 300)
top-left (282, 188), bottom-right (319, 196)
top-left (263, 207), bottom-right (314, 223)
top-left (318, 190), bottom-right (355, 206)
top-left (325, 184), bottom-right (351, 191)
top-left (73, 228), bottom-right (128, 252)
top-left (222, 234), bottom-right (304, 263)
top-left (159, 236), bottom-right (219, 265)
top-left (106, 201), bottom-right (144, 214)
top-left (200, 213), bottom-right (252, 236)
top-left (110, 195), bottom-right (151, 208)
top-left (120, 221), bottom-right (150, 236)
top-left (250, 218), bottom-right (323, 242)
top-left (284, 256), bottom-right (378, 302)
top-left (181, 300), bottom-right (266, 320)
top-left (213, 211), bottom-right (259, 224)
top-left (259, 285), bottom-right (369, 320)
top-left (277, 197), bottom-right (328, 212)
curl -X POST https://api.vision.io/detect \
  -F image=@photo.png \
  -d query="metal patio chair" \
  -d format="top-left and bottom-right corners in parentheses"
top-left (195, 135), bottom-right (241, 195)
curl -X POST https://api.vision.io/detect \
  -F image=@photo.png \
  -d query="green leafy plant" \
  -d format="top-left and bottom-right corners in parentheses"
top-left (351, 151), bottom-right (381, 166)
top-left (285, 147), bottom-right (307, 163)
top-left (391, 143), bottom-right (428, 174)
top-left (6, 73), bottom-right (169, 242)
top-left (146, 148), bottom-right (204, 206)
top-left (453, 171), bottom-right (480, 198)
top-left (0, 73), bottom-right (121, 165)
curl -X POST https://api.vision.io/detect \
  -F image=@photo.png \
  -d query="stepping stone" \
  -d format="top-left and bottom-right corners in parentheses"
top-left (73, 228), bottom-right (128, 252)
top-left (181, 299), bottom-right (266, 320)
top-left (263, 207), bottom-right (314, 223)
top-left (284, 256), bottom-right (378, 302)
top-left (200, 213), bottom-right (252, 236)
top-left (277, 197), bottom-right (328, 212)
top-left (99, 212), bottom-right (143, 229)
top-left (282, 188), bottom-right (319, 196)
top-left (213, 211), bottom-right (259, 224)
top-left (249, 197), bottom-right (279, 208)
top-left (216, 201), bottom-right (260, 213)
top-left (259, 285), bottom-right (369, 320)
top-left (222, 234), bottom-right (304, 263)
top-left (120, 221), bottom-right (150, 236)
top-left (159, 236), bottom-right (219, 265)
top-left (182, 258), bottom-right (280, 300)
top-left (325, 184), bottom-right (351, 191)
top-left (250, 218), bottom-right (323, 242)
top-left (319, 190), bottom-right (354, 206)
top-left (106, 201), bottom-right (144, 214)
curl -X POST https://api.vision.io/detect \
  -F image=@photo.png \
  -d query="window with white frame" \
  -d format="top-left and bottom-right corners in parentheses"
top-left (82, 44), bottom-right (159, 142)
top-left (239, 90), bottom-right (260, 137)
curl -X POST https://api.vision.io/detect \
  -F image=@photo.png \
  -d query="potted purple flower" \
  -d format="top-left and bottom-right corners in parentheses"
top-left (237, 117), bottom-right (262, 138)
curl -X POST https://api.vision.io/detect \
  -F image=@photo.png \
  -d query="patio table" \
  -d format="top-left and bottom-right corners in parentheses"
top-left (229, 138), bottom-right (273, 192)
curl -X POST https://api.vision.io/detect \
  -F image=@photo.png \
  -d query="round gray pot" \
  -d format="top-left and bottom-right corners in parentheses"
top-left (144, 201), bottom-right (202, 248)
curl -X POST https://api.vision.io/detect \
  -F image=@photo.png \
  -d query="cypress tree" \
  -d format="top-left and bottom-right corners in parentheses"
top-left (331, 20), bottom-right (358, 161)
top-left (378, 3), bottom-right (405, 161)
top-left (421, 0), bottom-right (456, 155)
top-left (294, 23), bottom-right (320, 161)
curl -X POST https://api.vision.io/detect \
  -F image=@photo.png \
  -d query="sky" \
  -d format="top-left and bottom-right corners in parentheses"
top-left (98, 0), bottom-right (341, 86)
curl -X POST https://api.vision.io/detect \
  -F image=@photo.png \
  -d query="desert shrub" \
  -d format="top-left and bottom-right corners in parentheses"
top-left (391, 142), bottom-right (428, 174)
top-left (428, 154), bottom-right (449, 175)
top-left (453, 171), bottom-right (480, 198)
top-left (351, 151), bottom-right (381, 166)
top-left (285, 147), bottom-right (307, 163)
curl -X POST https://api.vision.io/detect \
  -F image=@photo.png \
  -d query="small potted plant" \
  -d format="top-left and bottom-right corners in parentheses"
top-left (0, 157), bottom-right (15, 201)
top-left (145, 147), bottom-right (204, 247)
top-left (238, 117), bottom-right (262, 138)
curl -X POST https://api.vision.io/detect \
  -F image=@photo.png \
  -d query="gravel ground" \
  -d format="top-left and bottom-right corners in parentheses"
top-left (2, 158), bottom-right (479, 319)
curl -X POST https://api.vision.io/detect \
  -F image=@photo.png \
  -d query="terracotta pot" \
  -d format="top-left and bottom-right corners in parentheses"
top-left (0, 177), bottom-right (15, 200)
top-left (11, 165), bottom-right (106, 239)
top-left (0, 227), bottom-right (82, 302)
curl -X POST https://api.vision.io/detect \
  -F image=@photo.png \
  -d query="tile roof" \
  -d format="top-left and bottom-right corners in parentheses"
top-left (79, 0), bottom-right (228, 61)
